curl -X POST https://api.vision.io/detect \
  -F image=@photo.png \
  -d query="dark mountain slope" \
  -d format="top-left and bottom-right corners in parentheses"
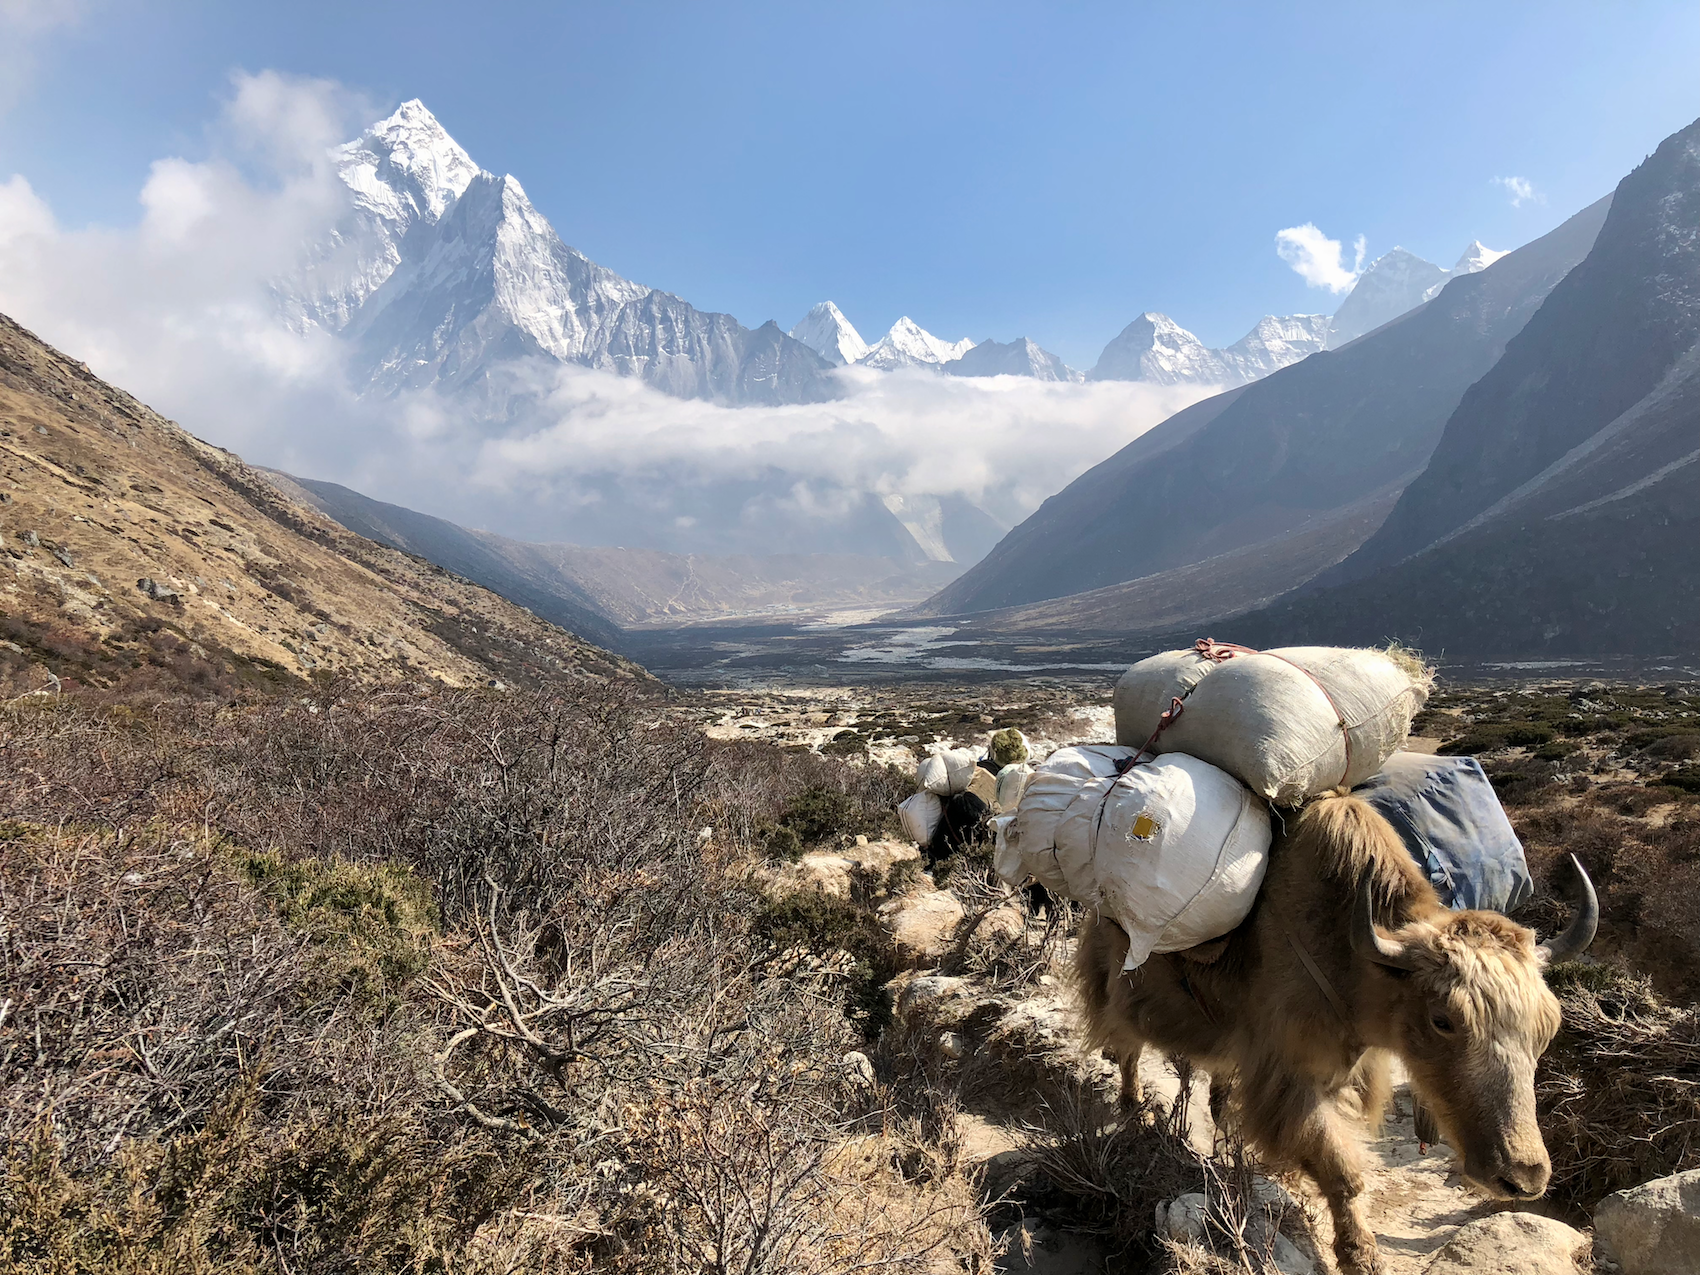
top-left (260, 473), bottom-right (629, 650)
top-left (1334, 119), bottom-right (1700, 582)
top-left (1230, 355), bottom-right (1700, 658)
top-left (915, 195), bottom-right (1610, 618)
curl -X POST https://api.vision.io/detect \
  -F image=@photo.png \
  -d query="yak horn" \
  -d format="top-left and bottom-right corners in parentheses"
top-left (1353, 866), bottom-right (1421, 970)
top-left (1536, 854), bottom-right (1598, 965)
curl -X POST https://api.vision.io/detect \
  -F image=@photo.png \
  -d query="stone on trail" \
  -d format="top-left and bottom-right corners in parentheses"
top-left (1595, 1168), bottom-right (1700, 1275)
top-left (1419, 1211), bottom-right (1589, 1274)
top-left (879, 889), bottom-right (964, 964)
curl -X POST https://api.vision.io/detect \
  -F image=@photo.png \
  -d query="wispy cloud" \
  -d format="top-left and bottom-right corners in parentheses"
top-left (0, 71), bottom-right (1212, 557)
top-left (1492, 175), bottom-right (1543, 208)
top-left (1274, 223), bottom-right (1365, 294)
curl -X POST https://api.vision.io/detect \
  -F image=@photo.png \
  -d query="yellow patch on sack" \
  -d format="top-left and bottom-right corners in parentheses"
top-left (1130, 812), bottom-right (1161, 841)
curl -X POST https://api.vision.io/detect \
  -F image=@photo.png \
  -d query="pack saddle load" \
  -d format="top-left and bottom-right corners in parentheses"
top-left (1112, 640), bottom-right (1434, 806)
top-left (994, 745), bottom-right (1271, 970)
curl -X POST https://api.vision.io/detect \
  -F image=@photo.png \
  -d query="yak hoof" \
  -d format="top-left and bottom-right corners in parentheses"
top-left (1334, 1234), bottom-right (1384, 1275)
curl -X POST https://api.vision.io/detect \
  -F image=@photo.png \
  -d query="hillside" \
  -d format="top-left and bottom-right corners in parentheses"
top-left (1328, 115), bottom-right (1700, 585)
top-left (915, 195), bottom-right (1610, 619)
top-left (0, 312), bottom-right (644, 694)
top-left (264, 473), bottom-right (962, 634)
top-left (1228, 116), bottom-right (1700, 658)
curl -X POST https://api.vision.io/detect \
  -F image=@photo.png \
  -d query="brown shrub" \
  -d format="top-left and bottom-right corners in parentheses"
top-left (0, 688), bottom-right (993, 1273)
top-left (1538, 962), bottom-right (1700, 1215)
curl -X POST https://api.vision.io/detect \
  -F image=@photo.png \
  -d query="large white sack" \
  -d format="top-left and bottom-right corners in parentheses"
top-left (996, 746), bottom-right (1135, 896)
top-left (1111, 649), bottom-right (1219, 749)
top-left (1114, 645), bottom-right (1431, 805)
top-left (918, 747), bottom-right (979, 796)
top-left (994, 762), bottom-right (1034, 813)
top-left (1001, 751), bottom-right (1270, 969)
top-left (897, 791), bottom-right (943, 846)
top-left (1091, 754), bottom-right (1270, 968)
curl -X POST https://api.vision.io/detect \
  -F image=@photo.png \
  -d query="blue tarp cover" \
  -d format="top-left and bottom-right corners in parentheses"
top-left (1355, 752), bottom-right (1533, 914)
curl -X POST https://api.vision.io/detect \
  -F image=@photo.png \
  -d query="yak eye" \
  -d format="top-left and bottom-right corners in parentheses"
top-left (1430, 1012), bottom-right (1455, 1035)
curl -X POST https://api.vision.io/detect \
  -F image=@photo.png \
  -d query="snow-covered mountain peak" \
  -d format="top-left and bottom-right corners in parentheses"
top-left (789, 301), bottom-right (869, 366)
top-left (334, 99), bottom-right (479, 231)
top-left (1325, 247), bottom-right (1450, 348)
top-left (1453, 240), bottom-right (1509, 275)
top-left (858, 317), bottom-right (974, 370)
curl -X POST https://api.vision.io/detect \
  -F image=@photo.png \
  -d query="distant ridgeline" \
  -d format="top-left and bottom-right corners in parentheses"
top-left (917, 112), bottom-right (1700, 659)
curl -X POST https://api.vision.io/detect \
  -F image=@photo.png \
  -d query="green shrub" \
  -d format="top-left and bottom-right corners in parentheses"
top-left (1664, 766), bottom-right (1700, 794)
top-left (235, 849), bottom-right (437, 1001)
top-left (753, 891), bottom-right (896, 1035)
top-left (778, 783), bottom-right (856, 846)
top-left (1505, 725), bottom-right (1555, 749)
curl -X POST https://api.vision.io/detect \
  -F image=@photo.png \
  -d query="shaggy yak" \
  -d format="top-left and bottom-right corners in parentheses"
top-left (1076, 790), bottom-right (1596, 1275)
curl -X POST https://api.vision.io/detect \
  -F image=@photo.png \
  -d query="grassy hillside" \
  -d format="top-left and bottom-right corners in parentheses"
top-left (0, 312), bottom-right (643, 696)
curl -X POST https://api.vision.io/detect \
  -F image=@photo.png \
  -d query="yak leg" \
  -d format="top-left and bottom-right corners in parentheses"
top-left (1115, 1038), bottom-right (1145, 1107)
top-left (1348, 1048), bottom-right (1394, 1133)
top-left (1240, 1069), bottom-right (1381, 1275)
top-left (1296, 1101), bottom-right (1380, 1275)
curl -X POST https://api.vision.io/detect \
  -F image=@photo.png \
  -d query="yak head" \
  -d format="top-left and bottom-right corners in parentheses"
top-left (1353, 855), bottom-right (1596, 1201)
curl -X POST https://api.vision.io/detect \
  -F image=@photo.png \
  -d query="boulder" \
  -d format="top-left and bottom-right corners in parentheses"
top-left (1421, 1211), bottom-right (1589, 1274)
top-left (879, 889), bottom-right (964, 964)
top-left (1596, 1168), bottom-right (1700, 1275)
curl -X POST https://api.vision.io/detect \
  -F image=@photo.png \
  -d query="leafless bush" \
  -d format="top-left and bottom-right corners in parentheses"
top-left (0, 688), bottom-right (994, 1272)
top-left (1538, 961), bottom-right (1700, 1214)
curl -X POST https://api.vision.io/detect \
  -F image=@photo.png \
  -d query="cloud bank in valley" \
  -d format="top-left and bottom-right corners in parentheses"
top-left (0, 72), bottom-right (1212, 557)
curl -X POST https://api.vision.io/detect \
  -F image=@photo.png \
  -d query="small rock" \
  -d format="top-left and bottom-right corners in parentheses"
top-left (136, 577), bottom-right (178, 600)
top-left (879, 889), bottom-right (965, 965)
top-left (1422, 1211), bottom-right (1589, 1274)
top-left (937, 1031), bottom-right (967, 1059)
top-left (23, 530), bottom-right (39, 547)
top-left (1596, 1168), bottom-right (1700, 1275)
top-left (51, 545), bottom-right (73, 568)
top-left (1157, 1193), bottom-right (1208, 1243)
top-left (841, 1051), bottom-right (876, 1086)
top-left (891, 973), bottom-right (977, 1026)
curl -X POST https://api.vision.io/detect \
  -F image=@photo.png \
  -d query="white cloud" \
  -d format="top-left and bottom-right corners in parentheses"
top-left (1492, 175), bottom-right (1543, 208)
top-left (0, 72), bottom-right (1211, 559)
top-left (1274, 223), bottom-right (1366, 294)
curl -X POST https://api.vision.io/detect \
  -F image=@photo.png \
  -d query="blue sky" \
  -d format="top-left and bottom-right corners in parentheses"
top-left (4, 0), bottom-right (1700, 365)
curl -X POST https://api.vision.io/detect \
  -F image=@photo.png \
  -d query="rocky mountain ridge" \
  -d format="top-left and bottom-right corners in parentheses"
top-left (287, 101), bottom-right (837, 409)
top-left (0, 310), bottom-right (641, 693)
top-left (916, 196), bottom-right (1610, 620)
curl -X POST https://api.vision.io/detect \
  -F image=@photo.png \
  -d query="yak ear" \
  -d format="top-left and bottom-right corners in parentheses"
top-left (1353, 866), bottom-right (1423, 971)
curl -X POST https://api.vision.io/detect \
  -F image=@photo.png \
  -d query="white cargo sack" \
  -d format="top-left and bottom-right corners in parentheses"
top-left (918, 747), bottom-right (979, 796)
top-left (997, 746), bottom-right (1134, 896)
top-left (1000, 750), bottom-right (1271, 970)
top-left (994, 762), bottom-right (1034, 813)
top-left (897, 791), bottom-right (943, 846)
top-left (1113, 644), bottom-right (1431, 805)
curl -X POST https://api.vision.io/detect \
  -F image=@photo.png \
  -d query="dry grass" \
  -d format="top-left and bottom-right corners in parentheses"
top-left (0, 685), bottom-right (992, 1273)
top-left (1537, 961), bottom-right (1700, 1214)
